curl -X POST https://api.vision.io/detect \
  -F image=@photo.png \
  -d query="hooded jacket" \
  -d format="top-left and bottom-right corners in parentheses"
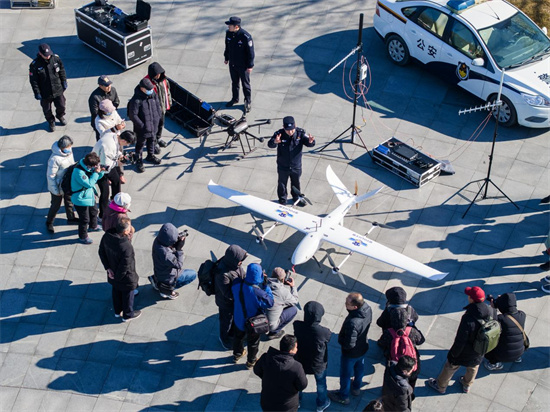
top-left (379, 306), bottom-right (425, 361)
top-left (267, 128), bottom-right (315, 170)
top-left (485, 293), bottom-right (526, 363)
top-left (214, 245), bottom-right (247, 308)
top-left (47, 141), bottom-right (74, 195)
top-left (448, 301), bottom-right (495, 367)
top-left (232, 263), bottom-right (274, 332)
top-left (266, 278), bottom-right (299, 331)
top-left (146, 62), bottom-right (172, 113)
top-left (128, 86), bottom-right (162, 138)
top-left (98, 228), bottom-right (138, 292)
top-left (338, 302), bottom-right (373, 358)
top-left (152, 223), bottom-right (184, 288)
top-left (253, 346), bottom-right (308, 412)
top-left (102, 202), bottom-right (129, 234)
top-left (293, 301), bottom-right (332, 375)
top-left (382, 361), bottom-right (413, 412)
top-left (29, 54), bottom-right (66, 99)
top-left (70, 158), bottom-right (104, 207)
top-left (376, 287), bottom-right (419, 330)
top-left (88, 86), bottom-right (120, 127)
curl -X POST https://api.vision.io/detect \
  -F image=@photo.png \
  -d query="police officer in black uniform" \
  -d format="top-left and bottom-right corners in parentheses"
top-left (268, 116), bottom-right (315, 206)
top-left (29, 43), bottom-right (68, 132)
top-left (224, 16), bottom-right (255, 113)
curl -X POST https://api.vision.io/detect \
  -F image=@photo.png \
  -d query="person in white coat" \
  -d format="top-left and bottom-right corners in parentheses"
top-left (94, 99), bottom-right (125, 139)
top-left (46, 135), bottom-right (78, 233)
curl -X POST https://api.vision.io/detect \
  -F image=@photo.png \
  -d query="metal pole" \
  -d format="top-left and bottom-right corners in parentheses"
top-left (350, 13), bottom-right (364, 144)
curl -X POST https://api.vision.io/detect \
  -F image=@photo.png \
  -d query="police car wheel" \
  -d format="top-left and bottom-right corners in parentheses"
top-left (488, 95), bottom-right (517, 127)
top-left (386, 35), bottom-right (409, 66)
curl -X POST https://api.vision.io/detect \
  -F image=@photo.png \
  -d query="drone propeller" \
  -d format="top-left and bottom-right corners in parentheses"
top-left (253, 227), bottom-right (268, 250)
top-left (356, 217), bottom-right (396, 230)
top-left (327, 254), bottom-right (346, 285)
top-left (354, 181), bottom-right (358, 210)
top-left (291, 186), bottom-right (312, 205)
top-left (254, 117), bottom-right (283, 123)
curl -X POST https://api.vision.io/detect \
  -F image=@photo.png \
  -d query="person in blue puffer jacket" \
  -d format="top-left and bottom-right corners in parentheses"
top-left (71, 152), bottom-right (104, 244)
top-left (232, 263), bottom-right (274, 369)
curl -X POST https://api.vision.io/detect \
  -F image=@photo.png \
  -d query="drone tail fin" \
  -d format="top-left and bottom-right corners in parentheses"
top-left (326, 165), bottom-right (352, 205)
top-left (354, 187), bottom-right (384, 206)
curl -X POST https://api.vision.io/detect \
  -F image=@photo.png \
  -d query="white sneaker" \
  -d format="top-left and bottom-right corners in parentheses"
top-left (484, 360), bottom-right (503, 371)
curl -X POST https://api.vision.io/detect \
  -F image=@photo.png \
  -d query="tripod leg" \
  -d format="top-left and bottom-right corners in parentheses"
top-left (462, 179), bottom-right (488, 218)
top-left (487, 179), bottom-right (520, 210)
top-left (238, 135), bottom-right (246, 156)
top-left (317, 126), bottom-right (353, 153)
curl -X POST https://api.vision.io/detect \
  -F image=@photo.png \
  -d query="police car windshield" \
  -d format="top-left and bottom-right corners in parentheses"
top-left (478, 12), bottom-right (550, 69)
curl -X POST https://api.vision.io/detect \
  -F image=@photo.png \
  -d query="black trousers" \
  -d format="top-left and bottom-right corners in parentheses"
top-left (46, 192), bottom-right (76, 223)
top-left (97, 167), bottom-right (122, 218)
top-left (74, 204), bottom-right (98, 239)
top-left (40, 94), bottom-right (66, 123)
top-left (277, 167), bottom-right (302, 203)
top-left (135, 132), bottom-right (154, 160)
top-left (229, 65), bottom-right (251, 102)
top-left (233, 327), bottom-right (260, 364)
top-left (112, 287), bottom-right (135, 318)
top-left (218, 303), bottom-right (234, 343)
top-left (156, 112), bottom-right (165, 141)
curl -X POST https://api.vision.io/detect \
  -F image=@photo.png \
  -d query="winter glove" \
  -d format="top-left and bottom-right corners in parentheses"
top-left (63, 81), bottom-right (68, 90)
top-left (35, 94), bottom-right (42, 100)
top-left (174, 237), bottom-right (185, 251)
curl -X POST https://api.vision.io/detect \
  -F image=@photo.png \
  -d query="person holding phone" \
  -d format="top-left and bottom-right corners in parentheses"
top-left (265, 267), bottom-right (300, 340)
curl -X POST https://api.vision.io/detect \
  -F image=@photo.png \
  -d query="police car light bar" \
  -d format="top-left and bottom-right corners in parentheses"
top-left (447, 0), bottom-right (475, 12)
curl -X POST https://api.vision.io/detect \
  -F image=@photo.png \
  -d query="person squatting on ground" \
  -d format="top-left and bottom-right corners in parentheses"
top-left (427, 286), bottom-right (495, 394)
top-left (102, 192), bottom-right (133, 241)
top-left (253, 334), bottom-right (308, 412)
top-left (46, 135), bottom-right (78, 233)
top-left (265, 267), bottom-right (299, 340)
top-left (145, 62), bottom-right (171, 150)
top-left (329, 292), bottom-right (373, 405)
top-left (268, 116), bottom-right (315, 206)
top-left (484, 292), bottom-right (527, 370)
top-left (94, 99), bottom-right (125, 140)
top-left (214, 244), bottom-right (247, 350)
top-left (89, 75), bottom-right (120, 141)
top-left (232, 263), bottom-right (274, 369)
top-left (293, 301), bottom-right (332, 412)
top-left (149, 223), bottom-right (197, 300)
top-left (381, 356), bottom-right (416, 412)
top-left (70, 152), bottom-right (105, 245)
top-left (98, 216), bottom-right (141, 321)
top-left (128, 78), bottom-right (162, 172)
top-left (93, 130), bottom-right (135, 220)
top-left (224, 16), bottom-right (255, 113)
top-left (29, 43), bottom-right (67, 132)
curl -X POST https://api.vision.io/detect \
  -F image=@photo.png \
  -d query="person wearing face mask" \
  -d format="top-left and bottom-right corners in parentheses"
top-left (89, 75), bottom-right (120, 141)
top-left (46, 135), bottom-right (78, 233)
top-left (29, 43), bottom-right (68, 132)
top-left (145, 62), bottom-right (172, 151)
top-left (128, 78), bottom-right (162, 173)
top-left (95, 99), bottom-right (125, 140)
top-left (70, 152), bottom-right (105, 244)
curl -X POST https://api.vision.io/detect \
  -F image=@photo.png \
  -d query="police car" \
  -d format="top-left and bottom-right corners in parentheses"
top-left (373, 0), bottom-right (550, 128)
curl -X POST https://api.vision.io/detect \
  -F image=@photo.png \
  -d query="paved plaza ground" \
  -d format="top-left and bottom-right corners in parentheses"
top-left (0, 0), bottom-right (549, 411)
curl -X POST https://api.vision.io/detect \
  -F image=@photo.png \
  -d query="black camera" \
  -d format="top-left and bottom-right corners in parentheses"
top-left (179, 229), bottom-right (189, 238)
top-left (100, 164), bottom-right (109, 170)
top-left (487, 294), bottom-right (494, 302)
top-left (121, 150), bottom-right (137, 164)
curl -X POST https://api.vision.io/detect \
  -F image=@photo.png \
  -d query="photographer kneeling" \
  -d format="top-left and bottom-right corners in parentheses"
top-left (149, 223), bottom-right (196, 300)
top-left (266, 267), bottom-right (299, 340)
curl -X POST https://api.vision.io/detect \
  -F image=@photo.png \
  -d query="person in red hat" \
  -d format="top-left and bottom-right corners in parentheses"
top-left (427, 286), bottom-right (495, 394)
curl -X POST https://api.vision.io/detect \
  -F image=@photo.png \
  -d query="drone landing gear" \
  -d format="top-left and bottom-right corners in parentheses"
top-left (252, 220), bottom-right (282, 250)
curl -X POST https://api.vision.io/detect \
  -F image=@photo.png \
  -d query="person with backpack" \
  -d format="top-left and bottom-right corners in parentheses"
top-left (427, 286), bottom-right (497, 394)
top-left (484, 292), bottom-right (527, 370)
top-left (376, 287), bottom-right (419, 342)
top-left (148, 223), bottom-right (197, 300)
top-left (382, 356), bottom-right (416, 412)
top-left (46, 135), bottom-right (78, 233)
top-left (69, 152), bottom-right (105, 244)
top-left (293, 301), bottom-right (332, 412)
top-left (214, 245), bottom-right (248, 350)
top-left (231, 263), bottom-right (274, 369)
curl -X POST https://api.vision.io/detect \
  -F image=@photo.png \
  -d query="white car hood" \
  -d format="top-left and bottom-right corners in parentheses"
top-left (506, 57), bottom-right (550, 98)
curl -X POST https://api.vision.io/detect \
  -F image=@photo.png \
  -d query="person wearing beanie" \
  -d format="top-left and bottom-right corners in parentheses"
top-left (265, 267), bottom-right (299, 340)
top-left (484, 292), bottom-right (527, 370)
top-left (89, 75), bottom-right (120, 141)
top-left (145, 62), bottom-right (172, 150)
top-left (29, 43), bottom-right (67, 132)
top-left (376, 286), bottom-right (419, 338)
top-left (267, 116), bottom-right (315, 206)
top-left (427, 286), bottom-right (495, 394)
top-left (94, 98), bottom-right (125, 140)
top-left (128, 77), bottom-right (163, 172)
top-left (102, 192), bottom-right (134, 240)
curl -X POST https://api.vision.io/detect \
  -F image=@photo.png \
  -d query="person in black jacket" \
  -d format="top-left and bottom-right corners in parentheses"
top-left (29, 43), bottom-right (67, 132)
top-left (149, 223), bottom-right (197, 300)
top-left (267, 116), bottom-right (315, 206)
top-left (484, 292), bottom-right (527, 370)
top-left (98, 216), bottom-right (141, 321)
top-left (382, 356), bottom-right (415, 412)
top-left (214, 245), bottom-right (247, 350)
top-left (253, 335), bottom-right (308, 412)
top-left (145, 62), bottom-right (172, 150)
top-left (294, 301), bottom-right (332, 412)
top-left (427, 286), bottom-right (494, 394)
top-left (329, 292), bottom-right (373, 405)
top-left (376, 287), bottom-right (419, 334)
top-left (88, 75), bottom-right (120, 141)
top-left (128, 78), bottom-right (162, 172)
top-left (224, 16), bottom-right (255, 112)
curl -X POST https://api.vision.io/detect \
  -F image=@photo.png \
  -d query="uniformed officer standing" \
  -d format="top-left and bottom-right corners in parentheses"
top-left (268, 116), bottom-right (315, 206)
top-left (29, 43), bottom-right (68, 132)
top-left (224, 16), bottom-right (255, 113)
top-left (88, 75), bottom-right (120, 141)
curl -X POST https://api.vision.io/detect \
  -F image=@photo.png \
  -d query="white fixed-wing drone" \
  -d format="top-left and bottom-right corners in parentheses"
top-left (208, 165), bottom-right (447, 283)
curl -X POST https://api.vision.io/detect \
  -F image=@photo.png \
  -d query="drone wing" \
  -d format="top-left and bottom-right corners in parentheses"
top-left (208, 181), bottom-right (318, 233)
top-left (325, 224), bottom-right (448, 281)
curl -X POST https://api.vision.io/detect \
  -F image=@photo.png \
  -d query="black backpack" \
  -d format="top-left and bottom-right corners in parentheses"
top-left (197, 259), bottom-right (219, 296)
top-left (60, 162), bottom-right (89, 196)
